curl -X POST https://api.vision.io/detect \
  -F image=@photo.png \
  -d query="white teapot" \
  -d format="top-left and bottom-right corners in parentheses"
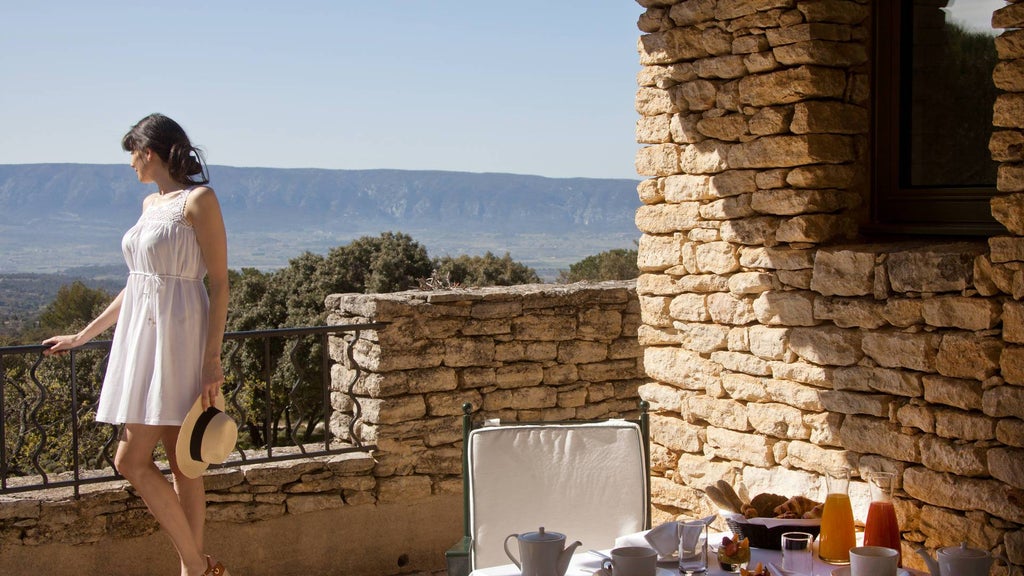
top-left (916, 543), bottom-right (994, 576)
top-left (503, 527), bottom-right (581, 576)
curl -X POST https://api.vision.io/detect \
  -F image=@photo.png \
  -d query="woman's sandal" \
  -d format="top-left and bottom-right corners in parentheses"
top-left (204, 555), bottom-right (230, 576)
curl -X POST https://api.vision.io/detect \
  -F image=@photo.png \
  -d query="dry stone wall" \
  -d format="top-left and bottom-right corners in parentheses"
top-left (633, 0), bottom-right (1023, 572)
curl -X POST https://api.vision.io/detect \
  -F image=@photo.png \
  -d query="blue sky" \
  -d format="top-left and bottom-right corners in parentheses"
top-left (0, 1), bottom-right (645, 179)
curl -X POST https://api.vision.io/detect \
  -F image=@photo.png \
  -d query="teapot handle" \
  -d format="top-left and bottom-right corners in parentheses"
top-left (504, 534), bottom-right (522, 569)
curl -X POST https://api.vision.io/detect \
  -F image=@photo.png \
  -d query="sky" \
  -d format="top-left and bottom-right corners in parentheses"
top-left (0, 1), bottom-right (645, 180)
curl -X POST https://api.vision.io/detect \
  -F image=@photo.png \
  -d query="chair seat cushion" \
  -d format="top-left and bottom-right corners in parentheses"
top-left (468, 421), bottom-right (647, 569)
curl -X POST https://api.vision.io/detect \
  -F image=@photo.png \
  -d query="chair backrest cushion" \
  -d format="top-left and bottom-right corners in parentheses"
top-left (467, 420), bottom-right (647, 569)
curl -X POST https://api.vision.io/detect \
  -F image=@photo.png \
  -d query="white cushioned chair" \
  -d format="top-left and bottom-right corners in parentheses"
top-left (445, 402), bottom-right (650, 576)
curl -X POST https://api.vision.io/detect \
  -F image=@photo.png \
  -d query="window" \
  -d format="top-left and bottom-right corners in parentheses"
top-left (871, 0), bottom-right (1004, 235)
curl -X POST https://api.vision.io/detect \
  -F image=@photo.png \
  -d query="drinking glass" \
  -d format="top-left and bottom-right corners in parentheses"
top-left (781, 532), bottom-right (814, 575)
top-left (818, 467), bottom-right (856, 565)
top-left (678, 520), bottom-right (708, 574)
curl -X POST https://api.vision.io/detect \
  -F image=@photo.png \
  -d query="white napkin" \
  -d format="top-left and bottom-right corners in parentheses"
top-left (633, 515), bottom-right (716, 558)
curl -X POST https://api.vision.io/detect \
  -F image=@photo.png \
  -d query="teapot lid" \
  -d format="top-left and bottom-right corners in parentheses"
top-left (520, 527), bottom-right (565, 542)
top-left (939, 542), bottom-right (989, 559)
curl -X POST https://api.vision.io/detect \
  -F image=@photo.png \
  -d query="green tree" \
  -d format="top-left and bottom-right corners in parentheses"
top-left (432, 251), bottom-right (540, 287)
top-left (323, 231), bottom-right (433, 295)
top-left (558, 248), bottom-right (639, 283)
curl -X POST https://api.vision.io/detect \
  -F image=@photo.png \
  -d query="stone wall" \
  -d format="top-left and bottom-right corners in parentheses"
top-left (633, 0), bottom-right (1023, 572)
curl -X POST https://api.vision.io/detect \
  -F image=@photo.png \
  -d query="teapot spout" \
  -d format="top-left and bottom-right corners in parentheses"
top-left (915, 546), bottom-right (941, 576)
top-left (557, 540), bottom-right (582, 576)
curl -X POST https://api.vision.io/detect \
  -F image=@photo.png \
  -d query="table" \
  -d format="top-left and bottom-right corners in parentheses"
top-left (469, 531), bottom-right (924, 576)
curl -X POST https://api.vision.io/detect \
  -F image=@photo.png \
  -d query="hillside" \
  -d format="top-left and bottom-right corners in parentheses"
top-left (0, 164), bottom-right (641, 277)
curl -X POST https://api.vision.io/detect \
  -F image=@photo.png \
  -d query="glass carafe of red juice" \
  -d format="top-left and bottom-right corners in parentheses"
top-left (864, 471), bottom-right (902, 566)
top-left (818, 467), bottom-right (856, 565)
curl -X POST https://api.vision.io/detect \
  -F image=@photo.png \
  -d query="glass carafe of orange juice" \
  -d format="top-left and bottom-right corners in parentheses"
top-left (818, 467), bottom-right (856, 565)
top-left (864, 471), bottom-right (902, 566)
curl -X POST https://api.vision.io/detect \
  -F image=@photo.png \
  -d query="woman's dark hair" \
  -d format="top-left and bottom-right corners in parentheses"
top-left (121, 113), bottom-right (210, 185)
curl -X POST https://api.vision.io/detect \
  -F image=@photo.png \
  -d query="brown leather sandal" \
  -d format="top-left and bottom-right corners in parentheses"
top-left (204, 555), bottom-right (230, 576)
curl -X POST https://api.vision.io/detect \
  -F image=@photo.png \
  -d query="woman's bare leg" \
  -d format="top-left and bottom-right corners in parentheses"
top-left (115, 424), bottom-right (207, 576)
top-left (162, 427), bottom-right (206, 553)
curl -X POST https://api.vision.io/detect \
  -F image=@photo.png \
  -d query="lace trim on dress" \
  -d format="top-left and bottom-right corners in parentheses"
top-left (141, 187), bottom-right (196, 228)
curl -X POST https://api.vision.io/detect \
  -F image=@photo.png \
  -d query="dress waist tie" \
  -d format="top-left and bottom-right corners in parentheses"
top-left (129, 272), bottom-right (203, 325)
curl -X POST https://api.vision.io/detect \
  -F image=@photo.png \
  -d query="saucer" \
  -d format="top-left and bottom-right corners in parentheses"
top-left (831, 561), bottom-right (913, 569)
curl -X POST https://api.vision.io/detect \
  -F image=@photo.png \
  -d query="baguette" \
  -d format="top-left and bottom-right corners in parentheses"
top-left (716, 479), bottom-right (746, 513)
top-left (705, 484), bottom-right (740, 513)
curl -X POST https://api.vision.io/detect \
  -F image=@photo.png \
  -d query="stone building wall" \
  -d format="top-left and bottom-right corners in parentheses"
top-left (633, 0), bottom-right (1024, 572)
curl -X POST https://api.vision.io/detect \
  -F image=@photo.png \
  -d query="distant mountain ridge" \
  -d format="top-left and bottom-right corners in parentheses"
top-left (0, 164), bottom-right (641, 276)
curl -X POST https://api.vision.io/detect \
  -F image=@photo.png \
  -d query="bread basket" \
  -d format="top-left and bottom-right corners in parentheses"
top-left (724, 514), bottom-right (821, 550)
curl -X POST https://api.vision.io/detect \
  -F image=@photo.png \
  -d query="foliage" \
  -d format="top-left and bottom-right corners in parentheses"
top-left (431, 251), bottom-right (540, 287)
top-left (557, 248), bottom-right (639, 283)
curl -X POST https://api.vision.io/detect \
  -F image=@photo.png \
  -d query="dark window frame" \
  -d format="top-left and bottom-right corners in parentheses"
top-left (870, 0), bottom-right (1004, 236)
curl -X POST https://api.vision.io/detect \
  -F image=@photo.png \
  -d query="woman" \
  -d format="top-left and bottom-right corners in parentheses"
top-left (44, 113), bottom-right (230, 576)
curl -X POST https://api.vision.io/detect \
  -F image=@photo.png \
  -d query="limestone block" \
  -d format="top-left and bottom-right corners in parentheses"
top-left (896, 403), bottom-right (935, 434)
top-left (782, 440), bottom-right (853, 475)
top-left (443, 337), bottom-right (495, 368)
top-left (545, 363), bottom-right (579, 386)
top-left (767, 378), bottom-right (824, 411)
top-left (862, 331), bottom-right (940, 373)
top-left (208, 501), bottom-right (285, 524)
top-left (744, 50), bottom-right (781, 74)
top-left (556, 340), bottom-right (608, 365)
top-left (729, 134), bottom-right (854, 169)
top-left (765, 23), bottom-right (853, 47)
top-left (749, 324), bottom-right (789, 359)
top-left (720, 216), bottom-right (781, 245)
top-left (682, 139), bottom-right (732, 174)
top-left (669, 293), bottom-right (709, 323)
top-left (685, 396), bottom-right (750, 431)
top-left (796, 1), bottom-right (869, 24)
top-left (679, 79), bottom-right (719, 112)
top-left (652, 413), bottom-right (704, 453)
top-left (936, 333), bottom-right (1002, 381)
top-left (705, 426), bottom-right (776, 467)
top-left (672, 322), bottom-right (728, 354)
top-left (351, 338), bottom-right (444, 372)
top-left (638, 8), bottom-right (672, 34)
top-left (707, 292), bottom-right (758, 325)
top-left (699, 26), bottom-right (732, 56)
top-left (701, 194), bottom-right (756, 220)
top-left (682, 241), bottom-right (699, 273)
top-left (639, 234), bottom-right (684, 272)
top-left (813, 297), bottom-right (886, 329)
top-left (709, 169), bottom-right (758, 198)
top-left (998, 418), bottom-right (1024, 448)
top-left (652, 476), bottom-right (706, 513)
top-left (921, 296), bottom-right (1002, 331)
top-left (983, 384), bottom-right (1024, 418)
top-left (675, 452), bottom-right (741, 489)
top-left (679, 273), bottom-right (732, 293)
top-left (789, 325), bottom-right (863, 366)
top-left (638, 178), bottom-right (664, 205)
top-left (989, 447), bottom-right (1024, 489)
top-left (935, 408), bottom-right (996, 442)
top-left (742, 465), bottom-right (825, 502)
top-left (820, 389), bottom-right (892, 418)
top-left (839, 414), bottom-right (920, 462)
top-left (887, 243), bottom-right (983, 293)
top-left (729, 326), bottom-right (750, 352)
top-left (737, 65), bottom-right (846, 107)
top-left (695, 54), bottom-right (749, 79)
top-left (810, 248), bottom-right (875, 296)
top-left (786, 164), bottom-right (856, 189)
top-left (805, 410), bottom-right (844, 446)
top-left (665, 174), bottom-right (712, 202)
top-left (904, 467), bottom-right (1024, 524)
top-left (995, 60), bottom-right (1024, 93)
top-left (734, 34), bottom-right (770, 54)
top-left (578, 358), bottom-right (640, 382)
top-left (991, 236), bottom-right (1024, 264)
top-left (729, 271), bottom-right (776, 295)
top-left (996, 29), bottom-right (1024, 59)
top-left (494, 362), bottom-right (545, 389)
top-left (722, 372), bottom-right (769, 402)
top-left (922, 375), bottom-right (983, 412)
top-left (773, 40), bottom-right (867, 67)
top-left (994, 92), bottom-right (1024, 129)
top-left (645, 346), bottom-right (723, 391)
top-left (791, 101), bottom-right (868, 135)
top-left (778, 269), bottom-right (813, 289)
top-left (749, 105), bottom-right (792, 135)
top-left (998, 163), bottom-right (1024, 193)
top-left (637, 115), bottom-right (673, 144)
top-left (669, 0), bottom-right (717, 26)
top-left (1009, 529), bottom-right (1024, 568)
top-left (482, 386), bottom-right (558, 411)
top-left (636, 203), bottom-right (701, 234)
top-left (748, 402), bottom-right (809, 439)
top-left (919, 505), bottom-right (1006, 552)
top-left (511, 314), bottom-right (576, 341)
top-left (425, 390), bottom-right (484, 417)
top-left (636, 87), bottom-right (679, 116)
top-left (695, 241), bottom-right (740, 274)
top-left (636, 143), bottom-right (682, 177)
top-left (639, 28), bottom-right (709, 66)
top-left (881, 299), bottom-right (923, 328)
top-left (919, 435), bottom-right (987, 477)
top-left (753, 290), bottom-right (818, 326)
top-left (835, 365), bottom-right (922, 397)
top-left (992, 193), bottom-right (1024, 235)
top-left (243, 461), bottom-right (326, 486)
top-left (697, 114), bottom-right (750, 141)
top-left (671, 112), bottom-right (707, 144)
top-left (751, 188), bottom-right (857, 216)
top-left (712, 351), bottom-right (773, 377)
top-left (994, 2), bottom-right (1024, 29)
top-left (776, 213), bottom-right (855, 243)
top-left (739, 246), bottom-right (816, 270)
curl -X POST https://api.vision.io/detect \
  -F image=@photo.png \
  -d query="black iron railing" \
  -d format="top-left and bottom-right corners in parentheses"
top-left (0, 323), bottom-right (384, 497)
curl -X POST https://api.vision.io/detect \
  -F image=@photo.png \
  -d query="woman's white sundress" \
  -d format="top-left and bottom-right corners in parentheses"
top-left (96, 187), bottom-right (209, 426)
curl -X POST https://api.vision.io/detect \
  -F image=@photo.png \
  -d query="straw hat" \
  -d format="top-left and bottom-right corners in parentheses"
top-left (176, 393), bottom-right (238, 479)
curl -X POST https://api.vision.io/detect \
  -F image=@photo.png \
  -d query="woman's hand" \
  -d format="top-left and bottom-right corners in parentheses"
top-left (201, 356), bottom-right (225, 410)
top-left (41, 334), bottom-right (82, 356)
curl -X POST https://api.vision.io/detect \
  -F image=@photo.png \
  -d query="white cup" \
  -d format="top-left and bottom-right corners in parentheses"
top-left (601, 546), bottom-right (658, 576)
top-left (850, 545), bottom-right (899, 576)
